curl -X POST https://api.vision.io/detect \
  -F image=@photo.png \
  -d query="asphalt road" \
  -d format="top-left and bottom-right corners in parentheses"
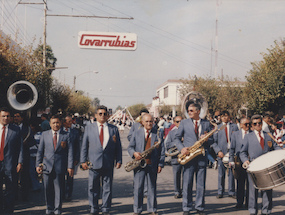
top-left (14, 130), bottom-right (285, 215)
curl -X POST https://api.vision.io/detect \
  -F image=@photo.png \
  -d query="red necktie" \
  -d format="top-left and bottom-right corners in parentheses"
top-left (53, 132), bottom-right (57, 150)
top-left (0, 126), bottom-right (6, 161)
top-left (259, 131), bottom-right (264, 150)
top-left (195, 121), bottom-right (199, 139)
top-left (146, 130), bottom-right (150, 141)
top-left (225, 124), bottom-right (229, 143)
top-left (65, 128), bottom-right (68, 132)
top-left (100, 125), bottom-right (104, 147)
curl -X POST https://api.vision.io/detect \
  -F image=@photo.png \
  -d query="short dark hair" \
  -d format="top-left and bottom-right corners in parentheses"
top-left (251, 114), bottom-right (262, 121)
top-left (50, 114), bottom-right (61, 121)
top-left (139, 108), bottom-right (149, 115)
top-left (41, 113), bottom-right (48, 119)
top-left (14, 111), bottom-right (25, 118)
top-left (221, 110), bottom-right (230, 116)
top-left (0, 107), bottom-right (11, 114)
top-left (62, 115), bottom-right (72, 123)
top-left (96, 105), bottom-right (108, 113)
top-left (188, 103), bottom-right (201, 111)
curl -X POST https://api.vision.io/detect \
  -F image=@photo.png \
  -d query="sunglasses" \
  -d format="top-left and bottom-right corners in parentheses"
top-left (244, 123), bottom-right (250, 126)
top-left (175, 121), bottom-right (181, 123)
top-left (98, 112), bottom-right (107, 116)
top-left (253, 122), bottom-right (262, 126)
top-left (188, 109), bottom-right (195, 112)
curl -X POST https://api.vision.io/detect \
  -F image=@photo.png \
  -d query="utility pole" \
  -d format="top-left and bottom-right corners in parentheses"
top-left (215, 0), bottom-right (219, 80)
top-left (43, 0), bottom-right (47, 71)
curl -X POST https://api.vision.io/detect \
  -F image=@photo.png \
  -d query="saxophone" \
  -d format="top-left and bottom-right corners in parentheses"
top-left (177, 122), bottom-right (225, 165)
top-left (125, 131), bottom-right (161, 172)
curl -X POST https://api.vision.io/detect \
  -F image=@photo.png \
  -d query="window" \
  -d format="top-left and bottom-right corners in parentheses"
top-left (164, 86), bottom-right (168, 98)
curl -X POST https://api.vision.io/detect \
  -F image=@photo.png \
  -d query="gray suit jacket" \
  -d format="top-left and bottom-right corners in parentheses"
top-left (128, 127), bottom-right (165, 171)
top-left (212, 122), bottom-right (239, 155)
top-left (80, 122), bottom-right (122, 169)
top-left (165, 127), bottom-right (179, 165)
top-left (229, 129), bottom-right (251, 162)
top-left (240, 131), bottom-right (281, 163)
top-left (127, 122), bottom-right (142, 141)
top-left (36, 129), bottom-right (73, 174)
top-left (2, 124), bottom-right (23, 173)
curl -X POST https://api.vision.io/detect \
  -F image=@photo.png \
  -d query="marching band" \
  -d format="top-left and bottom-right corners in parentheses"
top-left (1, 90), bottom-right (285, 215)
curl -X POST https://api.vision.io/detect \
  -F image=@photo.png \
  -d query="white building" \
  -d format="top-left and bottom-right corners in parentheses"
top-left (149, 79), bottom-right (182, 117)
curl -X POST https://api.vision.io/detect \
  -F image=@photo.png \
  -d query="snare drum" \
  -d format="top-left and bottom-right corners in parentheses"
top-left (247, 150), bottom-right (285, 190)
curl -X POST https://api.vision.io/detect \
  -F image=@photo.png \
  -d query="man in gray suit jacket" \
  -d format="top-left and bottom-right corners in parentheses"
top-left (240, 114), bottom-right (281, 215)
top-left (36, 115), bottom-right (74, 215)
top-left (229, 117), bottom-right (250, 209)
top-left (175, 103), bottom-right (213, 215)
top-left (212, 110), bottom-right (238, 199)
top-left (80, 105), bottom-right (122, 215)
top-left (128, 114), bottom-right (165, 215)
top-left (165, 116), bottom-right (183, 199)
top-left (0, 107), bottom-right (23, 214)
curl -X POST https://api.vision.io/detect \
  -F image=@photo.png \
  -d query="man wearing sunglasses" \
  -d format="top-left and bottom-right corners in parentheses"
top-left (80, 105), bottom-right (122, 215)
top-left (240, 115), bottom-right (281, 215)
top-left (229, 117), bottom-right (251, 209)
top-left (175, 103), bottom-right (213, 215)
top-left (165, 116), bottom-right (183, 199)
top-left (212, 110), bottom-right (238, 199)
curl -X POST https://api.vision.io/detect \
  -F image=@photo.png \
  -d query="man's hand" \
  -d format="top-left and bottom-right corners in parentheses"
top-left (229, 162), bottom-right (235, 169)
top-left (133, 152), bottom-right (142, 160)
top-left (200, 134), bottom-right (207, 139)
top-left (157, 166), bottom-right (162, 173)
top-left (218, 151), bottom-right (224, 158)
top-left (116, 163), bottom-right (121, 169)
top-left (17, 163), bottom-right (23, 173)
top-left (68, 168), bottom-right (74, 177)
top-left (242, 160), bottom-right (250, 169)
top-left (81, 162), bottom-right (88, 170)
top-left (36, 166), bottom-right (43, 174)
top-left (181, 147), bottom-right (190, 156)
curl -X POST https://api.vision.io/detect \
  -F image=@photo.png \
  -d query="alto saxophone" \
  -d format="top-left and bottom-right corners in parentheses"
top-left (178, 122), bottom-right (225, 165)
top-left (125, 131), bottom-right (161, 172)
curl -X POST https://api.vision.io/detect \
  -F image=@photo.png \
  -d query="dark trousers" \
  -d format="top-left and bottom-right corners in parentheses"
top-left (236, 168), bottom-right (248, 206)
top-left (0, 163), bottom-right (17, 214)
top-left (65, 171), bottom-right (73, 198)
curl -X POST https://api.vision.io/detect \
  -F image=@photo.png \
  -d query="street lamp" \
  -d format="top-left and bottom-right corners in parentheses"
top-left (73, 71), bottom-right (99, 89)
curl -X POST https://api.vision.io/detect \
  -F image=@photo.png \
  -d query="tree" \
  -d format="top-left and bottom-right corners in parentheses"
top-left (0, 32), bottom-right (53, 110)
top-left (159, 104), bottom-right (172, 116)
top-left (128, 103), bottom-right (147, 119)
top-left (49, 80), bottom-right (71, 114)
top-left (33, 44), bottom-right (57, 75)
top-left (67, 92), bottom-right (91, 114)
top-left (91, 97), bottom-right (100, 108)
top-left (116, 105), bottom-right (123, 111)
top-left (180, 76), bottom-right (245, 117)
top-left (245, 39), bottom-right (285, 114)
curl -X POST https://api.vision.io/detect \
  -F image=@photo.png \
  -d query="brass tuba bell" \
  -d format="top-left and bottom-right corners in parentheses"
top-left (181, 91), bottom-right (208, 119)
top-left (7, 80), bottom-right (38, 111)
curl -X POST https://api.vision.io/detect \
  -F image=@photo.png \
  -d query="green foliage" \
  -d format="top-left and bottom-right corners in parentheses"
top-left (245, 39), bottom-right (285, 114)
top-left (50, 80), bottom-right (71, 114)
top-left (91, 97), bottom-right (100, 108)
top-left (0, 32), bottom-right (52, 110)
top-left (66, 92), bottom-right (91, 114)
top-left (33, 44), bottom-right (57, 75)
top-left (180, 76), bottom-right (245, 117)
top-left (159, 104), bottom-right (172, 116)
top-left (128, 103), bottom-right (147, 119)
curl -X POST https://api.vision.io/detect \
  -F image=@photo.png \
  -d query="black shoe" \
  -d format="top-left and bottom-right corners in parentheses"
top-left (133, 213), bottom-right (141, 215)
top-left (89, 212), bottom-right (99, 215)
top-left (235, 204), bottom-right (243, 209)
top-left (196, 210), bottom-right (206, 215)
top-left (102, 213), bottom-right (110, 215)
top-left (149, 213), bottom-right (158, 215)
top-left (183, 211), bottom-right (189, 215)
top-left (174, 193), bottom-right (182, 199)
top-left (216, 194), bottom-right (223, 199)
top-left (228, 195), bottom-right (236, 199)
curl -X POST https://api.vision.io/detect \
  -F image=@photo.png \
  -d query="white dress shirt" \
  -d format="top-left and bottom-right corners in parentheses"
top-left (97, 121), bottom-right (109, 149)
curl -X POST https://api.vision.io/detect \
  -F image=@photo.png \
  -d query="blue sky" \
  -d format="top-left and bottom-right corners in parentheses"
top-left (1, 0), bottom-right (284, 110)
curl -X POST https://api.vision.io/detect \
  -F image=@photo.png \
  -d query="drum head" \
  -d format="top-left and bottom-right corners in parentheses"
top-left (248, 150), bottom-right (285, 172)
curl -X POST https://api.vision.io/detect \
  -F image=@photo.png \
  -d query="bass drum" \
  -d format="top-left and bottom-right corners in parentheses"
top-left (247, 150), bottom-right (285, 190)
